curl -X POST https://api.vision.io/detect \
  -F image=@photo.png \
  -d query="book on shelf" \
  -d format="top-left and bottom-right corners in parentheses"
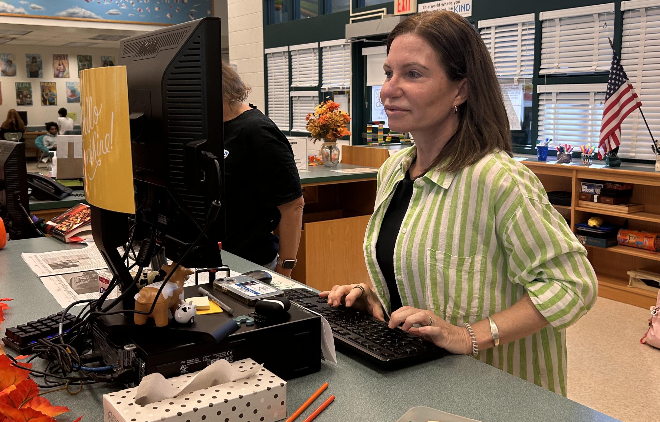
top-left (44, 203), bottom-right (92, 243)
top-left (577, 200), bottom-right (644, 213)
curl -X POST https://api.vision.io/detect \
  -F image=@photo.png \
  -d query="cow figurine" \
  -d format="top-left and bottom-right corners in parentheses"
top-left (174, 301), bottom-right (197, 324)
top-left (134, 264), bottom-right (194, 327)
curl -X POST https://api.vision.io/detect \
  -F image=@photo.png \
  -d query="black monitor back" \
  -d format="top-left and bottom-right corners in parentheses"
top-left (0, 140), bottom-right (32, 240)
top-left (17, 111), bottom-right (27, 126)
top-left (119, 17), bottom-right (224, 267)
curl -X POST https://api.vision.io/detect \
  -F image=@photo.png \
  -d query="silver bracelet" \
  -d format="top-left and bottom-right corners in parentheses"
top-left (464, 322), bottom-right (479, 358)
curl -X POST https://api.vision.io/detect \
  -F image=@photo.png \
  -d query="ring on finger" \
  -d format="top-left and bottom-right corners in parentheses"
top-left (428, 316), bottom-right (434, 326)
top-left (352, 284), bottom-right (365, 298)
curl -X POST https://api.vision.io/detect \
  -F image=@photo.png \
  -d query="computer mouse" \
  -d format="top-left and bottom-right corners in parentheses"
top-left (241, 270), bottom-right (273, 284)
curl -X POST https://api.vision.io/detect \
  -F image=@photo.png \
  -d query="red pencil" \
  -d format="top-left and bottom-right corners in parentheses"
top-left (285, 383), bottom-right (328, 422)
top-left (302, 395), bottom-right (335, 422)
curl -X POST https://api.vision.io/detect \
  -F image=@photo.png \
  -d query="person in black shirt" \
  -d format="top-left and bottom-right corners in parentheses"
top-left (221, 62), bottom-right (304, 277)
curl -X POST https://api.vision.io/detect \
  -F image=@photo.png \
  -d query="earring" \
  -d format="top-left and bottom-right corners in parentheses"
top-left (454, 105), bottom-right (458, 114)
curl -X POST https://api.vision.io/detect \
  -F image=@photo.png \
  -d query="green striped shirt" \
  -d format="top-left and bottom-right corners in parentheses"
top-left (363, 147), bottom-right (598, 396)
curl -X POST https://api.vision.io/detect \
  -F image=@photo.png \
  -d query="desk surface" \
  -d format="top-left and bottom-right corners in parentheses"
top-left (299, 163), bottom-right (377, 185)
top-left (27, 164), bottom-right (379, 212)
top-left (29, 194), bottom-right (86, 211)
top-left (0, 238), bottom-right (616, 422)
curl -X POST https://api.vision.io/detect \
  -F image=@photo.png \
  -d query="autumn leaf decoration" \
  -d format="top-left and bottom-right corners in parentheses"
top-left (0, 299), bottom-right (83, 422)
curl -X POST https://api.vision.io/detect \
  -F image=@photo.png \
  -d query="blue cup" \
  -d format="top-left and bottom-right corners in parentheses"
top-left (537, 145), bottom-right (548, 161)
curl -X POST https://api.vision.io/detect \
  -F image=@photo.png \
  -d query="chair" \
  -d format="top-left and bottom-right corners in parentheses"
top-left (4, 132), bottom-right (22, 141)
top-left (34, 134), bottom-right (53, 169)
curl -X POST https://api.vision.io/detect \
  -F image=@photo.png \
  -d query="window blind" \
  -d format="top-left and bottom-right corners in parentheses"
top-left (478, 14), bottom-right (535, 80)
top-left (620, 0), bottom-right (660, 160)
top-left (321, 40), bottom-right (351, 90)
top-left (538, 84), bottom-right (606, 148)
top-left (266, 47), bottom-right (290, 131)
top-left (540, 4), bottom-right (615, 75)
top-left (291, 91), bottom-right (319, 132)
top-left (290, 43), bottom-right (319, 87)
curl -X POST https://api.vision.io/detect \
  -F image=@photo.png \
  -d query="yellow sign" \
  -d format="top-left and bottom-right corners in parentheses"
top-left (68, 112), bottom-right (77, 122)
top-left (80, 66), bottom-right (135, 214)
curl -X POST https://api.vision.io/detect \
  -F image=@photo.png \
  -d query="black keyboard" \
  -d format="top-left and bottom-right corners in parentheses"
top-left (2, 311), bottom-right (77, 354)
top-left (282, 288), bottom-right (447, 368)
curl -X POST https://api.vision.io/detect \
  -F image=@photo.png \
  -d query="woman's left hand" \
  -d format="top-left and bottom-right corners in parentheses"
top-left (388, 306), bottom-right (472, 355)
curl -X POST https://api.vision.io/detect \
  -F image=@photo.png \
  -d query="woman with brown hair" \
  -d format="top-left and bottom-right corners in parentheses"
top-left (0, 109), bottom-right (26, 140)
top-left (321, 11), bottom-right (597, 396)
top-left (220, 62), bottom-right (304, 278)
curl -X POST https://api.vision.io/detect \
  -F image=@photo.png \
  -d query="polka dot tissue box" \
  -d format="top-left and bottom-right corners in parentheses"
top-left (103, 358), bottom-right (287, 422)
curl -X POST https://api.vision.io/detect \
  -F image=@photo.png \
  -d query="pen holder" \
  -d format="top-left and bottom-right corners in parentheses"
top-left (536, 145), bottom-right (548, 162)
top-left (581, 152), bottom-right (593, 166)
top-left (556, 152), bottom-right (572, 164)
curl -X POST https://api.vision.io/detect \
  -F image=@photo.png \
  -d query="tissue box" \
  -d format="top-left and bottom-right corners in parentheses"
top-left (103, 359), bottom-right (287, 422)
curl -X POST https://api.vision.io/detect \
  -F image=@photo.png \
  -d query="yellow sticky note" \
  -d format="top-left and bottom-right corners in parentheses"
top-left (196, 301), bottom-right (223, 315)
top-left (187, 296), bottom-right (210, 311)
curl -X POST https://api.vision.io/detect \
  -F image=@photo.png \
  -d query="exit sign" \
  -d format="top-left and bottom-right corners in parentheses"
top-left (395, 0), bottom-right (417, 15)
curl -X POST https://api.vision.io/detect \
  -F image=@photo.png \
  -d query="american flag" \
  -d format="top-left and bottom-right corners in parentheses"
top-left (598, 52), bottom-right (642, 159)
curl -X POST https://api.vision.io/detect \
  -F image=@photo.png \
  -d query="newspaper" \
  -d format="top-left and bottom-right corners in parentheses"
top-left (41, 269), bottom-right (119, 308)
top-left (22, 244), bottom-right (108, 277)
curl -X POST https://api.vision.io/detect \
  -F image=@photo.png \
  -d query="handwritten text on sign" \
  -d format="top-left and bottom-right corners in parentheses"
top-left (82, 96), bottom-right (114, 181)
top-left (395, 0), bottom-right (417, 15)
top-left (418, 0), bottom-right (472, 17)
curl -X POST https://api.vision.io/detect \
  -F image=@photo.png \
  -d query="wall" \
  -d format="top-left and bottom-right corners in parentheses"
top-left (0, 45), bottom-right (119, 128)
top-left (227, 0), bottom-right (265, 111)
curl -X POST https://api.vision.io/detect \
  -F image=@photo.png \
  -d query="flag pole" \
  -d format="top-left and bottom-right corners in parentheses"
top-left (608, 38), bottom-right (659, 155)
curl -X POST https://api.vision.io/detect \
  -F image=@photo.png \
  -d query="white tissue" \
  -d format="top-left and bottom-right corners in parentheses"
top-left (134, 359), bottom-right (262, 406)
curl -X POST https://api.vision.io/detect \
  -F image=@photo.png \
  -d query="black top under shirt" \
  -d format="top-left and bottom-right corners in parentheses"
top-left (375, 171), bottom-right (414, 313)
top-left (221, 106), bottom-right (302, 264)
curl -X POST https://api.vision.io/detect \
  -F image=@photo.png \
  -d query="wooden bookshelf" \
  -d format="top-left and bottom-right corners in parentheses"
top-left (523, 160), bottom-right (660, 308)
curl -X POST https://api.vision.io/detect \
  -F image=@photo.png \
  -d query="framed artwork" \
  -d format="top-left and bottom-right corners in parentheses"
top-left (0, 54), bottom-right (16, 77)
top-left (53, 54), bottom-right (70, 78)
top-left (15, 82), bottom-right (33, 106)
top-left (26, 53), bottom-right (43, 78)
top-left (40, 82), bottom-right (57, 106)
top-left (0, 0), bottom-right (212, 25)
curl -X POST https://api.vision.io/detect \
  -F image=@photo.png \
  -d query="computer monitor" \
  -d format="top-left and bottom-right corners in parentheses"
top-left (119, 16), bottom-right (225, 269)
top-left (0, 140), bottom-right (34, 240)
top-left (16, 111), bottom-right (27, 126)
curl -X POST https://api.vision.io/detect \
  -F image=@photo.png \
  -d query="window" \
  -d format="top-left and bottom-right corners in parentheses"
top-left (326, 0), bottom-right (350, 13)
top-left (297, 0), bottom-right (319, 19)
top-left (357, 0), bottom-right (390, 6)
top-left (321, 40), bottom-right (351, 90)
top-left (266, 47), bottom-right (290, 131)
top-left (538, 84), bottom-right (606, 148)
top-left (291, 91), bottom-right (319, 132)
top-left (363, 45), bottom-right (387, 86)
top-left (268, 0), bottom-right (289, 24)
top-left (290, 43), bottom-right (319, 87)
top-left (620, 0), bottom-right (660, 161)
top-left (540, 4), bottom-right (615, 75)
top-left (479, 14), bottom-right (535, 80)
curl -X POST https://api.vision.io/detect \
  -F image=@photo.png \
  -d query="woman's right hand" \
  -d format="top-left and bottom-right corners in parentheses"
top-left (319, 283), bottom-right (385, 321)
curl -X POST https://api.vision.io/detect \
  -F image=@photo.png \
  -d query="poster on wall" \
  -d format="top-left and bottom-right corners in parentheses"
top-left (53, 54), bottom-right (70, 78)
top-left (371, 86), bottom-right (389, 128)
top-left (77, 55), bottom-right (92, 76)
top-left (501, 84), bottom-right (524, 131)
top-left (0, 54), bottom-right (16, 77)
top-left (26, 53), bottom-right (43, 78)
top-left (100, 56), bottom-right (116, 67)
top-left (0, 0), bottom-right (213, 25)
top-left (15, 82), bottom-right (33, 106)
top-left (66, 82), bottom-right (80, 103)
top-left (40, 82), bottom-right (57, 106)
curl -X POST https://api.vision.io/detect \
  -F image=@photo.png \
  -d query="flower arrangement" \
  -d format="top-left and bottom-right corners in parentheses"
top-left (305, 101), bottom-right (351, 142)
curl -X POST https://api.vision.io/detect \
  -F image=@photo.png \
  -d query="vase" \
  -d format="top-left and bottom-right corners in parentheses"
top-left (605, 154), bottom-right (622, 168)
top-left (556, 152), bottom-right (572, 164)
top-left (320, 141), bottom-right (340, 167)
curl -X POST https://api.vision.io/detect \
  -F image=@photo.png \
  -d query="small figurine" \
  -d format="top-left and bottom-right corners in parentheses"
top-left (174, 301), bottom-right (197, 324)
top-left (134, 264), bottom-right (194, 327)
